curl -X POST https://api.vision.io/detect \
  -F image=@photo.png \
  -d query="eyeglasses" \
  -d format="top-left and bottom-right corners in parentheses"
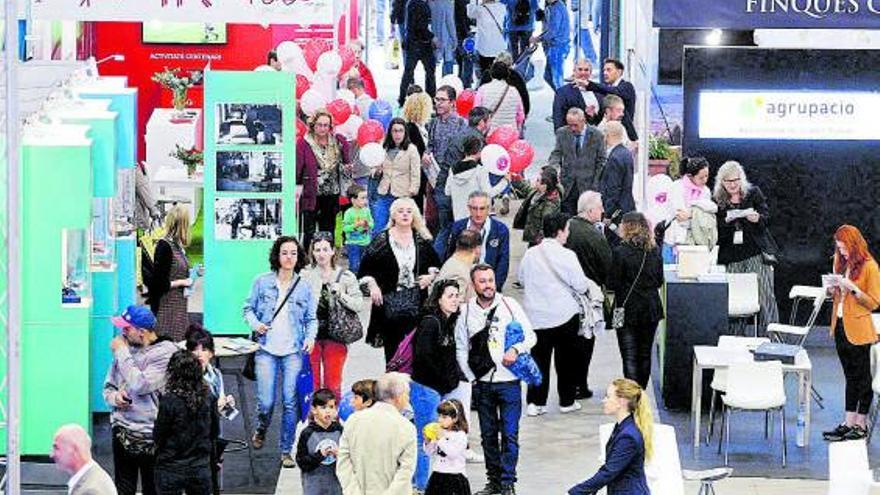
top-left (723, 178), bottom-right (741, 183)
top-left (314, 122), bottom-right (332, 128)
top-left (313, 231), bottom-right (334, 243)
top-left (435, 97), bottom-right (450, 102)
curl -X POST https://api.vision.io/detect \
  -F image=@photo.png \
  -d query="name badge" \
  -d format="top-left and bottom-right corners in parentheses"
top-left (489, 238), bottom-right (499, 248)
top-left (733, 230), bottom-right (744, 245)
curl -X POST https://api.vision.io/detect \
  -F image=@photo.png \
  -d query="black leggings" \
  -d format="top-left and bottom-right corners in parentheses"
top-left (301, 195), bottom-right (339, 250)
top-left (616, 322), bottom-right (658, 390)
top-left (526, 315), bottom-right (580, 407)
top-left (112, 428), bottom-right (157, 495)
top-left (835, 327), bottom-right (873, 415)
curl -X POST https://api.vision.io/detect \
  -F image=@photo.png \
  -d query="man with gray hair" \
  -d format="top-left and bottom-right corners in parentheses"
top-left (337, 372), bottom-right (417, 495)
top-left (551, 59), bottom-right (601, 129)
top-left (548, 107), bottom-right (607, 215)
top-left (52, 424), bottom-right (117, 495)
top-left (564, 190), bottom-right (613, 400)
top-left (599, 120), bottom-right (635, 220)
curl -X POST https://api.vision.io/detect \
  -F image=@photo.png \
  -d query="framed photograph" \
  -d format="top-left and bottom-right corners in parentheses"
top-left (214, 198), bottom-right (283, 241)
top-left (216, 151), bottom-right (282, 192)
top-left (216, 103), bottom-right (283, 145)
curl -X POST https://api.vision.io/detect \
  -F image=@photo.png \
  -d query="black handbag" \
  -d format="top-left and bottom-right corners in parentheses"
top-left (383, 240), bottom-right (423, 320)
top-left (328, 270), bottom-right (365, 344)
top-left (242, 277), bottom-right (300, 381)
top-left (512, 192), bottom-right (533, 230)
top-left (467, 307), bottom-right (498, 380)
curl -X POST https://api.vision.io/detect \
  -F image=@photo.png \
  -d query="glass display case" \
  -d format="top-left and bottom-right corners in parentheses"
top-left (62, 228), bottom-right (91, 305)
top-left (91, 198), bottom-right (116, 270)
top-left (114, 168), bottom-right (135, 238)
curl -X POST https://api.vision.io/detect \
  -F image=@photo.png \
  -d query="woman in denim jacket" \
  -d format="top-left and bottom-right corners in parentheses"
top-left (243, 235), bottom-right (317, 469)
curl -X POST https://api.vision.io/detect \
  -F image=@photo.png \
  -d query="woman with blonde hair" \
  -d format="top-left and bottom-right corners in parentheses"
top-left (148, 204), bottom-right (195, 341)
top-left (359, 197), bottom-right (440, 362)
top-left (608, 212), bottom-right (665, 389)
top-left (568, 378), bottom-right (653, 494)
top-left (402, 92), bottom-right (434, 211)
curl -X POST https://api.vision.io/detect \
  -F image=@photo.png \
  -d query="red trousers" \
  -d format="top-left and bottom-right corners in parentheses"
top-left (309, 339), bottom-right (348, 400)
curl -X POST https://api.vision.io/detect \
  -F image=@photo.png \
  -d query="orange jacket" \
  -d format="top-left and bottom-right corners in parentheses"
top-left (830, 257), bottom-right (880, 345)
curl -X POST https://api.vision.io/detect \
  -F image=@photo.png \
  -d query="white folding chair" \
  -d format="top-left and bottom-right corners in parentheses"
top-left (787, 285), bottom-right (826, 325)
top-left (767, 291), bottom-right (826, 346)
top-left (727, 273), bottom-right (760, 336)
top-left (706, 336), bottom-right (770, 444)
top-left (717, 361), bottom-right (788, 467)
top-left (828, 440), bottom-right (872, 495)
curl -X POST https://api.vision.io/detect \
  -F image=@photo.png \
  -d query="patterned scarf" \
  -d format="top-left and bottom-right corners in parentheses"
top-left (305, 133), bottom-right (340, 172)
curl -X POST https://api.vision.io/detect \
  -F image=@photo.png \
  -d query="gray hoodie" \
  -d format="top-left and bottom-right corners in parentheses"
top-left (445, 159), bottom-right (508, 221)
top-left (103, 338), bottom-right (178, 436)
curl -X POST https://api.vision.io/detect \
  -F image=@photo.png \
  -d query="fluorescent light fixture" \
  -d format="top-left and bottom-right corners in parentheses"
top-left (706, 29), bottom-right (723, 46)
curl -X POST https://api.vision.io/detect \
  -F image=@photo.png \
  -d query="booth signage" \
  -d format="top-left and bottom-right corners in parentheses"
top-left (698, 90), bottom-right (880, 140)
top-left (30, 0), bottom-right (332, 24)
top-left (653, 0), bottom-right (880, 29)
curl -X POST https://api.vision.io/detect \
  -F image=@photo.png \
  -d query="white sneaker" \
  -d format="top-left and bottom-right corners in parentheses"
top-left (526, 404), bottom-right (547, 417)
top-left (559, 402), bottom-right (583, 414)
top-left (465, 448), bottom-right (484, 463)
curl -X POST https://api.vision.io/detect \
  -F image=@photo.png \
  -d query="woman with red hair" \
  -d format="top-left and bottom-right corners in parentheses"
top-left (823, 225), bottom-right (880, 442)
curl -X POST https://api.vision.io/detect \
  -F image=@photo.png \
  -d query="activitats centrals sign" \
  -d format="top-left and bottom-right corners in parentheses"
top-left (698, 90), bottom-right (880, 141)
top-left (654, 0), bottom-right (880, 29)
top-left (30, 0), bottom-right (333, 24)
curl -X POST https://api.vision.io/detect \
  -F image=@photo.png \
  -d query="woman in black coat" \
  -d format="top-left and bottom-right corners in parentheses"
top-left (607, 212), bottom-right (665, 389)
top-left (359, 197), bottom-right (441, 362)
top-left (413, 279), bottom-right (464, 397)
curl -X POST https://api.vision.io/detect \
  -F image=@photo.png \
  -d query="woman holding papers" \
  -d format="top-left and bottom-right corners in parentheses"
top-left (712, 160), bottom-right (779, 334)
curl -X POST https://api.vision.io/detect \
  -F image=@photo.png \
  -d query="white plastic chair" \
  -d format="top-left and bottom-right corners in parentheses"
top-left (706, 336), bottom-right (770, 444)
top-left (828, 440), bottom-right (872, 495)
top-left (787, 285), bottom-right (826, 324)
top-left (717, 361), bottom-right (787, 467)
top-left (727, 273), bottom-right (760, 336)
top-left (767, 291), bottom-right (826, 346)
top-left (599, 423), bottom-right (685, 495)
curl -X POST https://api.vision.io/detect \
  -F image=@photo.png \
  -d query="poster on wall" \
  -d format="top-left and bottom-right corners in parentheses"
top-left (216, 103), bottom-right (283, 145)
top-left (216, 151), bottom-right (282, 192)
top-left (214, 198), bottom-right (282, 241)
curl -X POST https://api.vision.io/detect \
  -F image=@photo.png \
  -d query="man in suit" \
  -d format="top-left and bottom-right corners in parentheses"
top-left (587, 58), bottom-right (638, 142)
top-left (551, 59), bottom-right (602, 130)
top-left (52, 424), bottom-right (117, 495)
top-left (445, 191), bottom-right (510, 291)
top-left (548, 107), bottom-right (607, 216)
top-left (599, 121), bottom-right (635, 220)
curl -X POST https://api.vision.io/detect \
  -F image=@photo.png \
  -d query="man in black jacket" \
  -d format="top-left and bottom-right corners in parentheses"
top-left (599, 121), bottom-right (635, 219)
top-left (552, 59), bottom-right (601, 130)
top-left (398, 0), bottom-right (437, 106)
top-left (587, 58), bottom-right (638, 142)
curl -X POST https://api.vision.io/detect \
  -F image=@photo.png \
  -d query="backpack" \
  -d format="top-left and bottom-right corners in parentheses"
top-left (513, 0), bottom-right (531, 26)
top-left (386, 329), bottom-right (417, 374)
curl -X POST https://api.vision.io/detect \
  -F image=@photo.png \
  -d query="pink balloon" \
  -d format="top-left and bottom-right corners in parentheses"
top-left (303, 38), bottom-right (331, 72)
top-left (338, 46), bottom-right (357, 75)
top-left (508, 139), bottom-right (535, 174)
top-left (327, 98), bottom-right (352, 125)
top-left (487, 126), bottom-right (519, 150)
top-left (295, 74), bottom-right (310, 99)
top-left (357, 119), bottom-right (385, 147)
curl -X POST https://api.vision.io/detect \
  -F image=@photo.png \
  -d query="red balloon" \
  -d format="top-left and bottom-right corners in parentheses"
top-left (508, 139), bottom-right (535, 174)
top-left (487, 126), bottom-right (519, 150)
top-left (357, 119), bottom-right (385, 147)
top-left (338, 46), bottom-right (357, 76)
top-left (456, 89), bottom-right (476, 117)
top-left (296, 119), bottom-right (308, 140)
top-left (295, 74), bottom-right (310, 99)
top-left (303, 38), bottom-right (332, 72)
top-left (327, 98), bottom-right (352, 125)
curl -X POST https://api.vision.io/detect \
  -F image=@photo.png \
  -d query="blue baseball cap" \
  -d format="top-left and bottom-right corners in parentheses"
top-left (111, 305), bottom-right (157, 330)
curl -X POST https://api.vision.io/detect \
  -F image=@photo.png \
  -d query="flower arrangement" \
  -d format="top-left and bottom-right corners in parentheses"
top-left (152, 67), bottom-right (203, 113)
top-left (170, 145), bottom-right (203, 178)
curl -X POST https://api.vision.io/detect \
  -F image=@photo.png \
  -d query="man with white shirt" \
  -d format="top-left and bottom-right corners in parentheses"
top-left (456, 264), bottom-right (535, 495)
top-left (552, 59), bottom-right (602, 130)
top-left (52, 424), bottom-right (117, 495)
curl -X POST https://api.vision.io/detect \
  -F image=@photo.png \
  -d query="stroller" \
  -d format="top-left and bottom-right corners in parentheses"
top-left (514, 42), bottom-right (539, 83)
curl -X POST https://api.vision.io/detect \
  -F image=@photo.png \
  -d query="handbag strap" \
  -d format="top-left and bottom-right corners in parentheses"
top-left (483, 4), bottom-right (505, 36)
top-left (620, 249), bottom-right (648, 309)
top-left (536, 243), bottom-right (581, 299)
top-left (271, 276), bottom-right (301, 323)
top-left (490, 83), bottom-right (511, 116)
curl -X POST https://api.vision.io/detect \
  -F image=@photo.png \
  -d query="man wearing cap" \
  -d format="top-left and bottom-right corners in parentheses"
top-left (103, 305), bottom-right (178, 495)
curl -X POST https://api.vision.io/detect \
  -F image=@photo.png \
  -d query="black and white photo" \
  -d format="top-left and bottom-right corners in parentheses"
top-left (214, 198), bottom-right (282, 240)
top-left (216, 103), bottom-right (283, 145)
top-left (216, 151), bottom-right (282, 192)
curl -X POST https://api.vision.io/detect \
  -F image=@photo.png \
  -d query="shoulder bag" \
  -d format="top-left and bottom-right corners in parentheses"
top-left (536, 245), bottom-right (602, 338)
top-left (612, 250), bottom-right (648, 330)
top-left (483, 4), bottom-right (506, 37)
top-left (467, 305), bottom-right (499, 380)
top-left (327, 269), bottom-right (365, 345)
top-left (383, 239), bottom-right (423, 320)
top-left (242, 277), bottom-right (301, 381)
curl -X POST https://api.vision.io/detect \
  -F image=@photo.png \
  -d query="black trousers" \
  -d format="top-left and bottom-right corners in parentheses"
top-left (509, 31), bottom-right (532, 62)
top-left (112, 429), bottom-right (157, 495)
top-left (574, 336), bottom-right (596, 394)
top-left (301, 195), bottom-right (339, 250)
top-left (835, 326), bottom-right (873, 415)
top-left (155, 465), bottom-right (212, 495)
top-left (399, 47), bottom-right (436, 106)
top-left (561, 182), bottom-right (580, 216)
top-left (616, 322), bottom-right (658, 390)
top-left (526, 315), bottom-right (580, 407)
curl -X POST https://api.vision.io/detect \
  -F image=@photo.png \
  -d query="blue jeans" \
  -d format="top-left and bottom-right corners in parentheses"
top-left (578, 28), bottom-right (598, 67)
top-left (372, 193), bottom-right (396, 236)
top-left (254, 350), bottom-right (303, 454)
top-left (376, 0), bottom-right (387, 41)
top-left (458, 52), bottom-right (475, 89)
top-left (475, 380), bottom-right (522, 487)
top-left (346, 244), bottom-right (366, 274)
top-left (442, 60), bottom-right (455, 76)
top-left (432, 190), bottom-right (453, 258)
top-left (592, 0), bottom-right (604, 35)
top-left (543, 44), bottom-right (569, 92)
top-left (412, 382), bottom-right (441, 490)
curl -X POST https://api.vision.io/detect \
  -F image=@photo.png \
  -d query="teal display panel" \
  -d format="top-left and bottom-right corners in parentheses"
top-left (57, 110), bottom-right (119, 198)
top-left (203, 70), bottom-right (297, 335)
top-left (79, 88), bottom-right (138, 170)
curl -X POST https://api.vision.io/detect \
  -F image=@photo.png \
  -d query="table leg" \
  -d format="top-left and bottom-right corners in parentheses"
top-left (803, 369), bottom-right (812, 447)
top-left (692, 357), bottom-right (703, 453)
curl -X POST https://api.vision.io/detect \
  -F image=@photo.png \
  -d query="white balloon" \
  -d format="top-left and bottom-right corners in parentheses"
top-left (481, 144), bottom-right (512, 176)
top-left (645, 173), bottom-right (674, 228)
top-left (359, 142), bottom-right (385, 168)
top-left (278, 41), bottom-right (312, 76)
top-left (438, 74), bottom-right (464, 97)
top-left (310, 72), bottom-right (336, 102)
top-left (276, 41), bottom-right (302, 64)
top-left (336, 89), bottom-right (356, 105)
top-left (254, 65), bottom-right (274, 72)
top-left (337, 115), bottom-right (363, 140)
top-left (317, 51), bottom-right (343, 76)
top-left (300, 89), bottom-right (328, 117)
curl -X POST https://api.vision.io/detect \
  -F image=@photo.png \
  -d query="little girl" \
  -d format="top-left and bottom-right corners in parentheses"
top-left (424, 399), bottom-right (472, 495)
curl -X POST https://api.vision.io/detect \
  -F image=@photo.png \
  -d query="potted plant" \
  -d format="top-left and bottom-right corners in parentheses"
top-left (648, 133), bottom-right (673, 176)
top-left (152, 67), bottom-right (203, 119)
top-left (170, 145), bottom-right (203, 178)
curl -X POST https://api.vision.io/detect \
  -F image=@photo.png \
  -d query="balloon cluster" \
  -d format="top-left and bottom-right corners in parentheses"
top-left (482, 126), bottom-right (535, 176)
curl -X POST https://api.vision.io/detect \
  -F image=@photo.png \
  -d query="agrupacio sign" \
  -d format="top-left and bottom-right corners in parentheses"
top-left (654, 0), bottom-right (880, 29)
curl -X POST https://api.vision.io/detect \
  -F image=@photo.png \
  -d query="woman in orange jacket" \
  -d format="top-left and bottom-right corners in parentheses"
top-left (824, 225), bottom-right (880, 442)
